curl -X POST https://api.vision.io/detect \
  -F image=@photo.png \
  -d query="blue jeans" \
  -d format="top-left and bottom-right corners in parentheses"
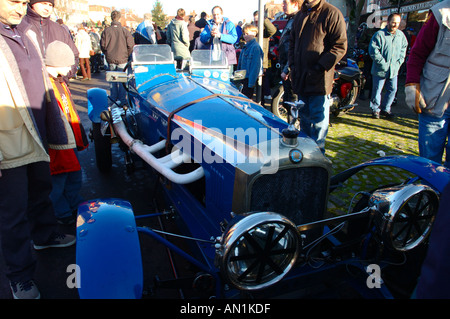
top-left (418, 108), bottom-right (450, 168)
top-left (298, 95), bottom-right (330, 154)
top-left (49, 169), bottom-right (84, 219)
top-left (108, 63), bottom-right (127, 104)
top-left (370, 75), bottom-right (398, 113)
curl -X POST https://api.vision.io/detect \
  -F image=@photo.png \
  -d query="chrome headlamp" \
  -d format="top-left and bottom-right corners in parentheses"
top-left (370, 184), bottom-right (439, 251)
top-left (217, 212), bottom-right (300, 290)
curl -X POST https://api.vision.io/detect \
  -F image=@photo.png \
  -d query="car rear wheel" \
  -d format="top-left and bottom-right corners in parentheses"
top-left (271, 86), bottom-right (287, 122)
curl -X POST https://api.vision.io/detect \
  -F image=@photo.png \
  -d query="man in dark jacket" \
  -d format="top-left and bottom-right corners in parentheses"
top-left (24, 0), bottom-right (79, 84)
top-left (289, 0), bottom-right (347, 154)
top-left (195, 11), bottom-right (208, 29)
top-left (100, 10), bottom-right (134, 105)
top-left (278, 0), bottom-right (301, 110)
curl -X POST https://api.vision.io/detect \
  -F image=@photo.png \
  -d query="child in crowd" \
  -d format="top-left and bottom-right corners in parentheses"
top-left (45, 41), bottom-right (89, 224)
top-left (236, 24), bottom-right (263, 100)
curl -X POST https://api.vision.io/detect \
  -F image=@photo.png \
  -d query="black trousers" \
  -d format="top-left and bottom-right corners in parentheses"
top-left (242, 78), bottom-right (255, 100)
top-left (282, 77), bottom-right (297, 106)
top-left (0, 161), bottom-right (57, 282)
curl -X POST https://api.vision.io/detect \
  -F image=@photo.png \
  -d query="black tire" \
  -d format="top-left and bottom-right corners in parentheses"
top-left (271, 85), bottom-right (288, 122)
top-left (330, 95), bottom-right (341, 117)
top-left (271, 85), bottom-right (300, 129)
top-left (341, 81), bottom-right (359, 113)
top-left (332, 80), bottom-right (359, 117)
top-left (92, 122), bottom-right (112, 173)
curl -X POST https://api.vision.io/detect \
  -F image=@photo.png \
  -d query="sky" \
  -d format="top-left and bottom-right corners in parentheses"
top-left (88, 0), bottom-right (274, 23)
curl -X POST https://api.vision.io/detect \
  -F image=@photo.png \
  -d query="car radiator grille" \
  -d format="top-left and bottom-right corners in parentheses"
top-left (249, 167), bottom-right (329, 226)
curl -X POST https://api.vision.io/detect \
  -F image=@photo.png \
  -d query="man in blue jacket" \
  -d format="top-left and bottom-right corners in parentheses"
top-left (199, 6), bottom-right (238, 67)
top-left (134, 13), bottom-right (157, 44)
top-left (369, 13), bottom-right (408, 119)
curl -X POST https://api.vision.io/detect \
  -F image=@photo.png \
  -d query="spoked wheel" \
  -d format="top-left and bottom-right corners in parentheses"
top-left (370, 184), bottom-right (439, 252)
top-left (389, 190), bottom-right (438, 251)
top-left (271, 86), bottom-right (287, 122)
top-left (271, 86), bottom-right (300, 129)
top-left (340, 80), bottom-right (358, 113)
top-left (219, 213), bottom-right (300, 290)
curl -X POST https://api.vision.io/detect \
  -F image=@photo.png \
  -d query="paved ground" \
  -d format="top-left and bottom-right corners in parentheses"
top-left (0, 70), bottom-right (422, 299)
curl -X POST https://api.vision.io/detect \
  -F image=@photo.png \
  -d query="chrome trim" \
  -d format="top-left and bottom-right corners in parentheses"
top-left (218, 212), bottom-right (300, 290)
top-left (370, 184), bottom-right (439, 251)
top-left (232, 136), bottom-right (332, 215)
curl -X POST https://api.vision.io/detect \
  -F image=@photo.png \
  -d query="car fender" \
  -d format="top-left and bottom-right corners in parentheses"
top-left (87, 88), bottom-right (109, 123)
top-left (76, 198), bottom-right (143, 299)
top-left (330, 155), bottom-right (450, 193)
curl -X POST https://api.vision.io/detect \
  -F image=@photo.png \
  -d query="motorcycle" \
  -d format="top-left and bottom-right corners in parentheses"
top-left (329, 58), bottom-right (366, 116)
top-left (271, 57), bottom-right (365, 121)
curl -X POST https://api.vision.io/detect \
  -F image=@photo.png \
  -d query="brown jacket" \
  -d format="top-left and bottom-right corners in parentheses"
top-left (289, 0), bottom-right (347, 96)
top-left (101, 21), bottom-right (135, 65)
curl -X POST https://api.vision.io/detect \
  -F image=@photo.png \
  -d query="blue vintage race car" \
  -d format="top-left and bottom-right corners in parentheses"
top-left (82, 44), bottom-right (450, 299)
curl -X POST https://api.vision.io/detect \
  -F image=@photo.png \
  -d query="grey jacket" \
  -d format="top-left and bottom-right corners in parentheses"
top-left (166, 18), bottom-right (191, 61)
top-left (421, 0), bottom-right (450, 117)
top-left (369, 27), bottom-right (408, 79)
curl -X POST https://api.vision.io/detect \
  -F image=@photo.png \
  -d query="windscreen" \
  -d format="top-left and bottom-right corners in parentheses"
top-left (190, 50), bottom-right (228, 68)
top-left (132, 44), bottom-right (173, 64)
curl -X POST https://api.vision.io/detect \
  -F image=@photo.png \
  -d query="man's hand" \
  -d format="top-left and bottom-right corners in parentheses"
top-left (211, 26), bottom-right (220, 38)
top-left (281, 72), bottom-right (289, 81)
top-left (405, 83), bottom-right (425, 113)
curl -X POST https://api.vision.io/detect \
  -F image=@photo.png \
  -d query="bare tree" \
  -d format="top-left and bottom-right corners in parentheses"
top-left (346, 0), bottom-right (366, 50)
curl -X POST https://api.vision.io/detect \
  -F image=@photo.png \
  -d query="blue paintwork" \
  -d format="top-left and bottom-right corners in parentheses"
top-left (76, 199), bottom-right (143, 299)
top-left (123, 55), bottom-right (292, 246)
top-left (133, 64), bottom-right (177, 93)
top-left (136, 75), bottom-right (289, 139)
top-left (82, 45), bottom-right (450, 299)
top-left (87, 88), bottom-right (109, 123)
top-left (331, 155), bottom-right (450, 193)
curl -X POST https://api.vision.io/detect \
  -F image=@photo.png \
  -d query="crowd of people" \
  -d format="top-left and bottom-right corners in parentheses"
top-left (0, 0), bottom-right (449, 299)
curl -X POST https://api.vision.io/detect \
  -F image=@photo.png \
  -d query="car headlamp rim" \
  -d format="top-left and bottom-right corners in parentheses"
top-left (388, 189), bottom-right (437, 251)
top-left (370, 184), bottom-right (439, 251)
top-left (220, 212), bottom-right (300, 290)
